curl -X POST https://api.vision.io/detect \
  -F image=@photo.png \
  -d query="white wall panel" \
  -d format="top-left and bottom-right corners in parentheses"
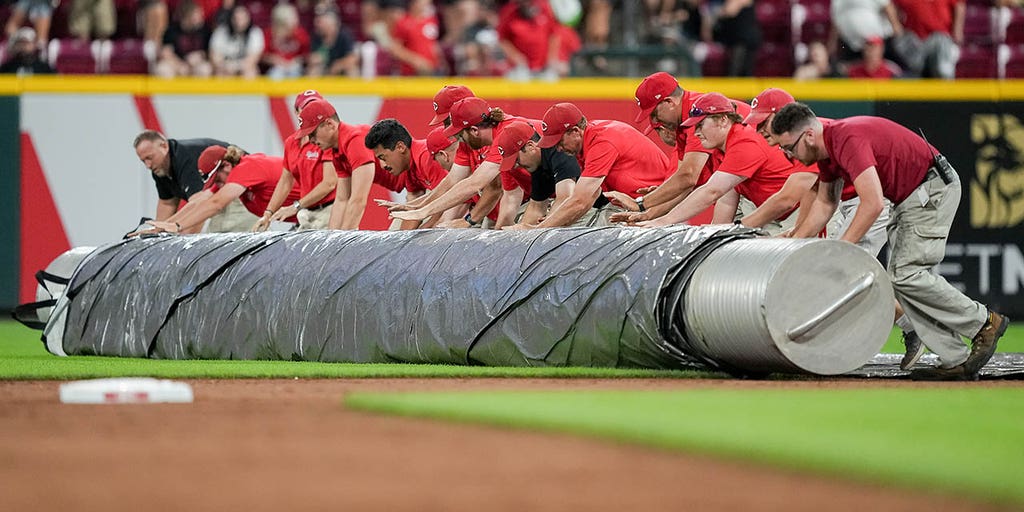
top-left (21, 94), bottom-right (151, 246)
top-left (152, 95), bottom-right (281, 155)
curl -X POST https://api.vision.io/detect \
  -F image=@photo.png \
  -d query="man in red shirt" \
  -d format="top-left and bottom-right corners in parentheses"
top-left (391, 97), bottom-right (542, 228)
top-left (891, 0), bottom-right (964, 79)
top-left (610, 72), bottom-right (752, 223)
top-left (295, 99), bottom-right (378, 230)
top-left (364, 118), bottom-right (449, 229)
top-left (256, 90), bottom-right (339, 231)
top-left (634, 93), bottom-right (808, 234)
top-left (772, 103), bottom-right (1008, 380)
top-left (428, 85), bottom-right (474, 126)
top-left (143, 145), bottom-right (300, 233)
top-left (535, 102), bottom-right (672, 227)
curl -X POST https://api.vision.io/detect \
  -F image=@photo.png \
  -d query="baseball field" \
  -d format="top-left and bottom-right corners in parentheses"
top-left (2, 319), bottom-right (1022, 512)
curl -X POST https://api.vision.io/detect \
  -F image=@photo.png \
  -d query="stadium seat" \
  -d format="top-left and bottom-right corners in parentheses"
top-left (336, 0), bottom-right (365, 40)
top-left (694, 42), bottom-right (729, 77)
top-left (963, 4), bottom-right (997, 46)
top-left (47, 39), bottom-right (100, 74)
top-left (755, 0), bottom-right (792, 44)
top-left (102, 39), bottom-right (154, 74)
top-left (793, 0), bottom-right (830, 45)
top-left (114, 0), bottom-right (140, 39)
top-left (956, 44), bottom-right (998, 78)
top-left (754, 42), bottom-right (796, 77)
top-left (1000, 7), bottom-right (1024, 45)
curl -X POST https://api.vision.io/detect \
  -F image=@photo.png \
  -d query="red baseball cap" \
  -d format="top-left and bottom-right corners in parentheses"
top-left (429, 85), bottom-right (475, 126)
top-left (744, 88), bottom-right (795, 128)
top-left (293, 89), bottom-right (323, 112)
top-left (634, 72), bottom-right (679, 124)
top-left (865, 35), bottom-right (884, 46)
top-left (494, 121), bottom-right (538, 173)
top-left (198, 145), bottom-right (227, 183)
top-left (681, 93), bottom-right (736, 128)
top-left (426, 126), bottom-right (455, 155)
top-left (443, 97), bottom-right (490, 138)
top-left (538, 102), bottom-right (584, 148)
top-left (294, 99), bottom-right (337, 138)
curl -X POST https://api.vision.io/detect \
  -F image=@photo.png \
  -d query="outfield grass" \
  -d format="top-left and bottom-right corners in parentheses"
top-left (1, 320), bottom-right (1022, 379)
top-left (347, 388), bottom-right (1024, 506)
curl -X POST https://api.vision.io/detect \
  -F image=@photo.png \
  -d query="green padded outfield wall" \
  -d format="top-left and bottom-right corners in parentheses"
top-left (0, 96), bottom-right (19, 311)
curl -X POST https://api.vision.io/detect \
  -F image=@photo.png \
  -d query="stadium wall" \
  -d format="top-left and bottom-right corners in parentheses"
top-left (2, 77), bottom-right (1022, 318)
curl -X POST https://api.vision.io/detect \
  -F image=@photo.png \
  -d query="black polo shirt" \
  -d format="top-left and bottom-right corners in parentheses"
top-left (530, 146), bottom-right (608, 208)
top-left (152, 138), bottom-right (232, 200)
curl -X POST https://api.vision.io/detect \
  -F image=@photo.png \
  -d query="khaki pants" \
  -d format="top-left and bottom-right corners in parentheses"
top-left (826, 196), bottom-right (890, 257)
top-left (206, 199), bottom-right (259, 233)
top-left (297, 205), bottom-right (332, 230)
top-left (888, 172), bottom-right (986, 367)
top-left (575, 204), bottom-right (624, 227)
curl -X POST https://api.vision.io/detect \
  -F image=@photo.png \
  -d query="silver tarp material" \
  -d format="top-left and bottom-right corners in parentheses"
top-left (53, 226), bottom-right (755, 370)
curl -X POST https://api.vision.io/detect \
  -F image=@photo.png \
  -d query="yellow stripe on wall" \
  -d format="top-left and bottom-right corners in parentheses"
top-left (3, 75), bottom-right (1024, 101)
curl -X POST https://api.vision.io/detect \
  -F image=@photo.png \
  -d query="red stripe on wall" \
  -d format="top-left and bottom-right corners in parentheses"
top-left (19, 133), bottom-right (71, 303)
top-left (133, 95), bottom-right (163, 133)
top-left (268, 97), bottom-right (295, 143)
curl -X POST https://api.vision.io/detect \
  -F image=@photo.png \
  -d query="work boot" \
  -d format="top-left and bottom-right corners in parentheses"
top-left (909, 362), bottom-right (977, 381)
top-left (964, 310), bottom-right (1009, 374)
top-left (899, 331), bottom-right (925, 370)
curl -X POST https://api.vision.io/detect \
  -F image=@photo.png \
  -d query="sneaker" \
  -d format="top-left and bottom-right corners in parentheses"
top-left (964, 310), bottom-right (1009, 374)
top-left (899, 331), bottom-right (925, 370)
top-left (909, 362), bottom-right (978, 381)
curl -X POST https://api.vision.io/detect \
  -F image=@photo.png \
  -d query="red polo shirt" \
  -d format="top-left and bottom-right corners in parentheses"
top-left (580, 120), bottom-right (673, 197)
top-left (820, 116), bottom-right (937, 204)
top-left (716, 124), bottom-right (797, 209)
top-left (330, 123), bottom-right (377, 178)
top-left (497, 0), bottom-right (558, 71)
top-left (284, 133), bottom-right (335, 207)
top-left (220, 154), bottom-right (300, 219)
top-left (374, 139), bottom-right (448, 194)
top-left (892, 0), bottom-right (963, 38)
top-left (392, 13), bottom-right (440, 75)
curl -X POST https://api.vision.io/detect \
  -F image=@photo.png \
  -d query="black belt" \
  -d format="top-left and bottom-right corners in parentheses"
top-left (923, 166), bottom-right (953, 186)
top-left (306, 202), bottom-right (332, 211)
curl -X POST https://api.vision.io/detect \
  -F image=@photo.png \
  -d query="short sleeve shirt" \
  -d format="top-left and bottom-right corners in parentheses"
top-left (284, 133), bottom-right (335, 207)
top-left (223, 154), bottom-right (300, 217)
top-left (154, 137), bottom-right (231, 200)
top-left (330, 123), bottom-right (376, 178)
top-left (820, 116), bottom-right (936, 204)
top-left (529, 145), bottom-right (583, 201)
top-left (716, 124), bottom-right (797, 208)
top-left (580, 120), bottom-right (673, 197)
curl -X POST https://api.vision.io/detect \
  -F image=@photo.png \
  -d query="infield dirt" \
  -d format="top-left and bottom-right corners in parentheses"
top-left (1, 378), bottom-right (1020, 512)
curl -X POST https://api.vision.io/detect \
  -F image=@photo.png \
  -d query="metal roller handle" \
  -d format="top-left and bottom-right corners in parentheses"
top-left (786, 274), bottom-right (875, 341)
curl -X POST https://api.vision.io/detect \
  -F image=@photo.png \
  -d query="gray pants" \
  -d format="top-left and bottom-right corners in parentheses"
top-left (887, 172), bottom-right (986, 367)
top-left (206, 199), bottom-right (259, 233)
top-left (297, 205), bottom-right (332, 230)
top-left (893, 32), bottom-right (960, 79)
top-left (826, 196), bottom-right (890, 257)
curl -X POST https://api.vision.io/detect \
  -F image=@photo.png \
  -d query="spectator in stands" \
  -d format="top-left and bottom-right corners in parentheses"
top-left (4, 0), bottom-right (53, 46)
top-left (831, 0), bottom-right (904, 64)
top-left (388, 0), bottom-right (443, 75)
top-left (209, 3), bottom-right (264, 78)
top-left (306, 6), bottom-right (358, 77)
top-left (154, 0), bottom-right (213, 77)
top-left (68, 0), bottom-right (116, 42)
top-left (891, 0), bottom-right (964, 79)
top-left (706, 0), bottom-right (761, 77)
top-left (793, 40), bottom-right (842, 80)
top-left (137, 0), bottom-right (170, 47)
top-left (497, 0), bottom-right (564, 80)
top-left (261, 2), bottom-right (310, 79)
top-left (847, 35), bottom-right (903, 78)
top-left (580, 0), bottom-right (611, 72)
top-left (0, 27), bottom-right (54, 75)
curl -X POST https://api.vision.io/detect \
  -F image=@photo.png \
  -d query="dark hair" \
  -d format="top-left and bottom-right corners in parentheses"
top-left (770, 102), bottom-right (817, 136)
top-left (476, 107), bottom-right (506, 129)
top-left (364, 118), bottom-right (412, 150)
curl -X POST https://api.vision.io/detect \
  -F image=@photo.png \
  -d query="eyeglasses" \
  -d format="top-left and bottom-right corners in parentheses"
top-left (202, 161), bottom-right (224, 183)
top-left (688, 104), bottom-right (706, 118)
top-left (780, 130), bottom-right (808, 156)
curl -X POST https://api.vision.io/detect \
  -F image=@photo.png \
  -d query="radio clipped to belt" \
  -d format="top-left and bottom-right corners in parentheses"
top-left (918, 128), bottom-right (955, 185)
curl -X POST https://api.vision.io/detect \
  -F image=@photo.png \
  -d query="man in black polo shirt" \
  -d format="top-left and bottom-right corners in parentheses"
top-left (133, 130), bottom-right (254, 233)
top-left (492, 120), bottom-right (607, 230)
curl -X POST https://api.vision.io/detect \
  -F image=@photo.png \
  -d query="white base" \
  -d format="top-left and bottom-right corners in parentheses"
top-left (59, 378), bottom-right (194, 404)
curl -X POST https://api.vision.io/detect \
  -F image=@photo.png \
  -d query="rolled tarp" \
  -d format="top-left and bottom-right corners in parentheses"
top-left (34, 226), bottom-right (895, 376)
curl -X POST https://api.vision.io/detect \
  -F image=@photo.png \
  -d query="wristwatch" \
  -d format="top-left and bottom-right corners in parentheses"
top-left (464, 213), bottom-right (480, 226)
top-left (292, 200), bottom-right (302, 210)
top-left (635, 195), bottom-right (646, 212)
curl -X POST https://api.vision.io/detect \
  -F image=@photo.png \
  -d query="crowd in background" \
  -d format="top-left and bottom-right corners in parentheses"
top-left (2, 0), bottom-right (1024, 79)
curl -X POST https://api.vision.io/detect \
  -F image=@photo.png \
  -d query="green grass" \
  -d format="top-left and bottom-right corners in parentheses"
top-left (0, 321), bottom-right (711, 380)
top-left (347, 388), bottom-right (1024, 506)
